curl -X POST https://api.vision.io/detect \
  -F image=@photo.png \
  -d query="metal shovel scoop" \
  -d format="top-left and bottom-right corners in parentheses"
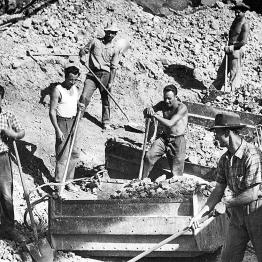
top-left (13, 140), bottom-right (54, 262)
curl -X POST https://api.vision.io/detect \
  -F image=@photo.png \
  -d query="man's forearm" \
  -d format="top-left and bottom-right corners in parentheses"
top-left (49, 112), bottom-right (60, 132)
top-left (225, 186), bottom-right (259, 208)
top-left (109, 68), bottom-right (116, 84)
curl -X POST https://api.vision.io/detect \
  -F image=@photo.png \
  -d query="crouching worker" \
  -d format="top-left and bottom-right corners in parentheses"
top-left (142, 85), bottom-right (188, 179)
top-left (49, 66), bottom-right (84, 194)
top-left (190, 112), bottom-right (262, 262)
top-left (0, 85), bottom-right (25, 242)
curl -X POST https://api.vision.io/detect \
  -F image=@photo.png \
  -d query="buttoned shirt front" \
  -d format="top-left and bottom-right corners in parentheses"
top-left (216, 140), bottom-right (262, 195)
top-left (0, 110), bottom-right (23, 153)
top-left (81, 39), bottom-right (119, 72)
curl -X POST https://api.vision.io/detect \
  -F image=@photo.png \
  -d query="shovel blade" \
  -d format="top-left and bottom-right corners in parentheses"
top-left (27, 238), bottom-right (54, 262)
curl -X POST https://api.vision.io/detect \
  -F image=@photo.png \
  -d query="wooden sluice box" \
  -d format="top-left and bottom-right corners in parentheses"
top-left (49, 139), bottom-right (227, 258)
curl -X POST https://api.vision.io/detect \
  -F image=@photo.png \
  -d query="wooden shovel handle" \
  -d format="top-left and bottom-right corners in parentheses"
top-left (138, 118), bottom-right (151, 180)
top-left (83, 63), bottom-right (130, 121)
top-left (128, 211), bottom-right (217, 262)
top-left (13, 141), bottom-right (39, 242)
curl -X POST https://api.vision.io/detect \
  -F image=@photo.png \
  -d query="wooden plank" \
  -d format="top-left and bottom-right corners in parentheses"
top-left (50, 234), bottom-right (200, 254)
top-left (50, 216), bottom-right (191, 235)
top-left (185, 101), bottom-right (262, 126)
top-left (51, 199), bottom-right (192, 217)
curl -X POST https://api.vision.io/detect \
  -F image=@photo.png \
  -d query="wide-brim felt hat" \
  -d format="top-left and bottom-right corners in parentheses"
top-left (104, 23), bottom-right (119, 32)
top-left (231, 3), bottom-right (250, 11)
top-left (209, 112), bottom-right (246, 131)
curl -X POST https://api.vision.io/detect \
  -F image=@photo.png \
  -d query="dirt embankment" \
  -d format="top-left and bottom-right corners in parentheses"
top-left (0, 0), bottom-right (261, 261)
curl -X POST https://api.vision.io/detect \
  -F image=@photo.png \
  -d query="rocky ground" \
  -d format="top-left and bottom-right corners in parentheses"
top-left (0, 0), bottom-right (261, 261)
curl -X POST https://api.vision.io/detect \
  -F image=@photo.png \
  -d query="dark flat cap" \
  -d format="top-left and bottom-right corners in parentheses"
top-left (231, 3), bottom-right (250, 11)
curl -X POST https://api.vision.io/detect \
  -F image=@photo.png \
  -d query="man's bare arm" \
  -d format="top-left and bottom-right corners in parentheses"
top-left (190, 182), bottom-right (226, 229)
top-left (143, 102), bottom-right (163, 118)
top-left (154, 104), bottom-right (187, 128)
top-left (224, 184), bottom-right (260, 207)
top-left (49, 88), bottom-right (64, 141)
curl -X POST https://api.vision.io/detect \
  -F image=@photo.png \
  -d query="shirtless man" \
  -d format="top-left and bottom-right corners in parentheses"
top-left (210, 3), bottom-right (250, 93)
top-left (142, 84), bottom-right (188, 179)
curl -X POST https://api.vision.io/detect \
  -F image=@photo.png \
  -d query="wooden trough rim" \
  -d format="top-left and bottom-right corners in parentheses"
top-left (184, 101), bottom-right (262, 127)
top-left (55, 197), bottom-right (189, 204)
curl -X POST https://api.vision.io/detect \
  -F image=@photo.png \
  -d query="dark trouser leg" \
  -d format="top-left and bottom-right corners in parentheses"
top-left (142, 138), bottom-right (166, 179)
top-left (221, 207), bottom-right (249, 262)
top-left (229, 55), bottom-right (242, 92)
top-left (211, 55), bottom-right (228, 91)
top-left (166, 136), bottom-right (186, 177)
top-left (0, 153), bottom-right (14, 229)
top-left (97, 71), bottom-right (110, 125)
top-left (79, 76), bottom-right (97, 117)
top-left (245, 204), bottom-right (262, 261)
top-left (55, 117), bottom-right (79, 183)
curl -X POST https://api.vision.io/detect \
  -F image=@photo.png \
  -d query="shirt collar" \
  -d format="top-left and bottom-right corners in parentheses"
top-left (226, 139), bottom-right (247, 160)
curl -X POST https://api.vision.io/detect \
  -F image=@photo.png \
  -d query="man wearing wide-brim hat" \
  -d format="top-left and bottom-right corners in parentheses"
top-left (208, 2), bottom-right (250, 93)
top-left (190, 112), bottom-right (262, 261)
top-left (79, 22), bottom-right (120, 130)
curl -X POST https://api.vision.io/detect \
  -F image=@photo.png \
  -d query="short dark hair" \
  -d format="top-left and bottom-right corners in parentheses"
top-left (65, 66), bottom-right (80, 78)
top-left (0, 85), bottom-right (5, 98)
top-left (163, 84), bottom-right (177, 96)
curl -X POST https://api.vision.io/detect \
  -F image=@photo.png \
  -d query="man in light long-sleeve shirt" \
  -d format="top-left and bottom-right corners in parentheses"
top-left (190, 112), bottom-right (262, 262)
top-left (79, 23), bottom-right (120, 130)
top-left (0, 85), bottom-right (25, 243)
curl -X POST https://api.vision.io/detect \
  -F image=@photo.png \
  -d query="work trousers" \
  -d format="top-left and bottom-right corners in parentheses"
top-left (55, 116), bottom-right (80, 183)
top-left (211, 48), bottom-right (244, 92)
top-left (221, 201), bottom-right (262, 262)
top-left (80, 70), bottom-right (111, 125)
top-left (142, 135), bottom-right (186, 179)
top-left (0, 152), bottom-right (14, 229)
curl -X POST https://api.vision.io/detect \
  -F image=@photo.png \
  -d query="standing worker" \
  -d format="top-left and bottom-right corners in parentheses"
top-left (190, 112), bottom-right (262, 262)
top-left (209, 3), bottom-right (250, 93)
top-left (49, 66), bottom-right (84, 194)
top-left (143, 85), bottom-right (188, 179)
top-left (79, 23), bottom-right (120, 130)
top-left (0, 85), bottom-right (25, 242)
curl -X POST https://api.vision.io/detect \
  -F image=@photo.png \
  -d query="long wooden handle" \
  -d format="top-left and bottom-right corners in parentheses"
top-left (224, 39), bottom-right (229, 92)
top-left (127, 212), bottom-right (215, 262)
top-left (13, 141), bottom-right (39, 242)
top-left (59, 110), bottom-right (81, 196)
top-left (138, 118), bottom-right (151, 180)
top-left (83, 63), bottom-right (130, 121)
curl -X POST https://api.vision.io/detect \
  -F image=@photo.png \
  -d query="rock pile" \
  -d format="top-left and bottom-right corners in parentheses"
top-left (111, 177), bottom-right (214, 201)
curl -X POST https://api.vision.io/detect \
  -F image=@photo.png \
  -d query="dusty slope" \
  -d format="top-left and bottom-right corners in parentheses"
top-left (0, 0), bottom-right (261, 261)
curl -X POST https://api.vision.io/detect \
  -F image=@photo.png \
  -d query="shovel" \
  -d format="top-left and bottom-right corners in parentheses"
top-left (82, 63), bottom-right (144, 133)
top-left (127, 202), bottom-right (226, 262)
top-left (58, 110), bottom-right (81, 197)
top-left (138, 118), bottom-right (151, 180)
top-left (13, 140), bottom-right (54, 262)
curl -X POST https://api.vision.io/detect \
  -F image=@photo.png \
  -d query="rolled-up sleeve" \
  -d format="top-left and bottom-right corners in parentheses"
top-left (244, 151), bottom-right (262, 187)
top-left (215, 157), bottom-right (227, 185)
top-left (110, 49), bottom-right (120, 69)
top-left (9, 113), bottom-right (23, 132)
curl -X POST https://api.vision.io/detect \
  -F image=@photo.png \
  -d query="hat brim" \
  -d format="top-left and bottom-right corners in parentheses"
top-left (209, 124), bottom-right (246, 131)
top-left (231, 6), bottom-right (250, 11)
